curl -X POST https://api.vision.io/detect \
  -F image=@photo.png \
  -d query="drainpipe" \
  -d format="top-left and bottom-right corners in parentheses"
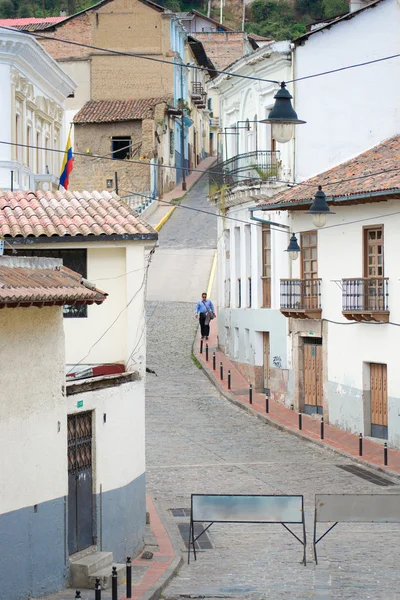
top-left (290, 43), bottom-right (296, 182)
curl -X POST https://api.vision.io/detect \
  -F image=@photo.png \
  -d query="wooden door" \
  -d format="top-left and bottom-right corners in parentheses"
top-left (263, 332), bottom-right (270, 392)
top-left (303, 339), bottom-right (323, 414)
top-left (370, 363), bottom-right (388, 439)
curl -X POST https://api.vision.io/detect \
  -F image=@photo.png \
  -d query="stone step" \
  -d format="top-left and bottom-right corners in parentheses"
top-left (88, 563), bottom-right (126, 590)
top-left (70, 551), bottom-right (113, 588)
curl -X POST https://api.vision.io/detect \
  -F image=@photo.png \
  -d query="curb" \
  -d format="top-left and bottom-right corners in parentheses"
top-left (197, 347), bottom-right (400, 482)
top-left (139, 554), bottom-right (183, 600)
top-left (154, 206), bottom-right (176, 231)
top-left (140, 497), bottom-right (184, 600)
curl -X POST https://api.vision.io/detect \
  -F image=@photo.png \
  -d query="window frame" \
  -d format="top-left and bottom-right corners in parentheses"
top-left (261, 224), bottom-right (271, 308)
top-left (111, 136), bottom-right (132, 160)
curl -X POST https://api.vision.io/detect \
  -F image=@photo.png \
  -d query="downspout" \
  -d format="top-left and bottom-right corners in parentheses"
top-left (290, 43), bottom-right (296, 182)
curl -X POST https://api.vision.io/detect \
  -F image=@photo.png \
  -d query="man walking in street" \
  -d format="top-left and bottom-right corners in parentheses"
top-left (195, 292), bottom-right (215, 340)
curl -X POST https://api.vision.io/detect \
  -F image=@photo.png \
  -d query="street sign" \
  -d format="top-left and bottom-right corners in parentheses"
top-left (77, 400), bottom-right (83, 408)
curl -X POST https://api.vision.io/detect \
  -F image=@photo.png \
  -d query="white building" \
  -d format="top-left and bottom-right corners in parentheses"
top-left (1, 189), bottom-right (158, 595)
top-left (0, 256), bottom-right (106, 599)
top-left (208, 42), bottom-right (295, 394)
top-left (256, 135), bottom-right (400, 445)
top-left (210, 0), bottom-right (400, 445)
top-left (0, 28), bottom-right (75, 191)
top-left (292, 0), bottom-right (400, 181)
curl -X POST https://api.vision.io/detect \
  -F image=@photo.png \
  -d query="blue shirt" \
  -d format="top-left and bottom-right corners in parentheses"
top-left (195, 299), bottom-right (215, 315)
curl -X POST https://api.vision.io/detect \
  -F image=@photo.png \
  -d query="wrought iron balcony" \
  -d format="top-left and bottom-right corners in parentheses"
top-left (191, 83), bottom-right (206, 106)
top-left (342, 278), bottom-right (389, 322)
top-left (209, 150), bottom-right (281, 192)
top-left (280, 279), bottom-right (322, 319)
top-left (209, 116), bottom-right (220, 128)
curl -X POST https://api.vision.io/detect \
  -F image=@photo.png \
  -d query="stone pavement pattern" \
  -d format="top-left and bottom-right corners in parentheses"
top-left (146, 172), bottom-right (400, 600)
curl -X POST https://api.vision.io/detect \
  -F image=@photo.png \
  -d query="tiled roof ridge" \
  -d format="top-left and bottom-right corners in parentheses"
top-left (0, 189), bottom-right (157, 239)
top-left (74, 96), bottom-right (173, 124)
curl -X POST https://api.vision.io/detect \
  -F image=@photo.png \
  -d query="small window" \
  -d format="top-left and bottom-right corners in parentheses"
top-left (169, 130), bottom-right (174, 156)
top-left (112, 137), bottom-right (131, 160)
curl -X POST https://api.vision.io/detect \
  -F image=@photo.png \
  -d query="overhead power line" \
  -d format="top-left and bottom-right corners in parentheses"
top-left (2, 139), bottom-right (400, 193)
top-left (0, 25), bottom-right (399, 88)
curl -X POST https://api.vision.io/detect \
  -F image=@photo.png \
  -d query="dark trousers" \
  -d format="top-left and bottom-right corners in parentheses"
top-left (199, 312), bottom-right (210, 338)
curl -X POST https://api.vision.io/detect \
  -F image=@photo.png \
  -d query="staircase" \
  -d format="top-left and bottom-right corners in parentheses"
top-left (70, 551), bottom-right (126, 589)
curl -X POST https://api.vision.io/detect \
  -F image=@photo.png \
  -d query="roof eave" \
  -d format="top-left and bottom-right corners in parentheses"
top-left (5, 232), bottom-right (158, 245)
top-left (258, 188), bottom-right (400, 211)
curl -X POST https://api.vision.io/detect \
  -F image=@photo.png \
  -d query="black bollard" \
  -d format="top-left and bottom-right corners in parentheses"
top-left (75, 593), bottom-right (81, 600)
top-left (205, 344), bottom-right (209, 362)
top-left (384, 442), bottom-right (388, 466)
top-left (359, 433), bottom-right (363, 457)
top-left (228, 370), bottom-right (231, 390)
top-left (290, 404), bottom-right (294, 411)
top-left (320, 416), bottom-right (324, 440)
top-left (249, 384), bottom-right (253, 405)
top-left (126, 556), bottom-right (132, 599)
top-left (200, 339), bottom-right (203, 354)
top-left (112, 566), bottom-right (118, 600)
top-left (298, 412), bottom-right (302, 430)
top-left (265, 390), bottom-right (270, 414)
top-left (95, 578), bottom-right (102, 600)
top-left (220, 362), bottom-right (224, 381)
top-left (213, 352), bottom-right (216, 371)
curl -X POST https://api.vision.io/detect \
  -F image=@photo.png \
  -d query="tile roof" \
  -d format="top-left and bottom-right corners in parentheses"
top-left (0, 190), bottom-right (157, 240)
top-left (0, 257), bottom-right (107, 308)
top-left (0, 17), bottom-right (65, 30)
top-left (260, 135), bottom-right (400, 209)
top-left (74, 98), bottom-right (171, 124)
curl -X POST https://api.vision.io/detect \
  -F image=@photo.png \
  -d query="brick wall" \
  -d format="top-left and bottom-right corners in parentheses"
top-left (195, 32), bottom-right (247, 70)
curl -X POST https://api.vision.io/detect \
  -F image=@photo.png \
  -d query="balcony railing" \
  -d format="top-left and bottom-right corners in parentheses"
top-left (280, 279), bottom-right (322, 319)
top-left (209, 150), bottom-right (281, 192)
top-left (192, 82), bottom-right (204, 97)
top-left (210, 116), bottom-right (220, 128)
top-left (342, 278), bottom-right (389, 322)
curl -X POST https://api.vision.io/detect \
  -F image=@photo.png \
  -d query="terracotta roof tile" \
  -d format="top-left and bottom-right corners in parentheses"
top-left (0, 17), bottom-right (65, 30)
top-left (74, 97), bottom-right (172, 124)
top-left (260, 135), bottom-right (400, 208)
top-left (0, 190), bottom-right (157, 240)
top-left (0, 258), bottom-right (107, 309)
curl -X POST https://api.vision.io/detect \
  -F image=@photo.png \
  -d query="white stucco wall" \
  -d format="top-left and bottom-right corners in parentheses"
top-left (209, 42), bottom-right (294, 180)
top-left (17, 240), bottom-right (149, 370)
top-left (290, 199), bottom-right (400, 444)
top-left (294, 0), bottom-right (400, 181)
top-left (0, 306), bottom-right (66, 514)
top-left (67, 378), bottom-right (145, 494)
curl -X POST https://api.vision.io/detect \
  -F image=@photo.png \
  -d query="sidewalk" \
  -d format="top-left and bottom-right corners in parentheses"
top-left (147, 155), bottom-right (217, 229)
top-left (39, 497), bottom-right (181, 600)
top-left (195, 319), bottom-right (400, 477)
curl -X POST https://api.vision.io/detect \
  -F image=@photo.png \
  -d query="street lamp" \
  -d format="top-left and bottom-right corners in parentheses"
top-left (286, 233), bottom-right (301, 261)
top-left (260, 82), bottom-right (306, 144)
top-left (307, 186), bottom-right (335, 228)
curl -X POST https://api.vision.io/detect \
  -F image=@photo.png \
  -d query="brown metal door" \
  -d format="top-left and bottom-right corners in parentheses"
top-left (303, 340), bottom-right (323, 414)
top-left (370, 363), bottom-right (388, 439)
top-left (263, 332), bottom-right (270, 392)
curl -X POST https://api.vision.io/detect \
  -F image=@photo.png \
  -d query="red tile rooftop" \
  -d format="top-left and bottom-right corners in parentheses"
top-left (0, 189), bottom-right (157, 240)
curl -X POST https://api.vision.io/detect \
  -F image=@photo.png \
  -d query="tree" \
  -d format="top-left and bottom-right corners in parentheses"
top-left (322, 0), bottom-right (348, 17)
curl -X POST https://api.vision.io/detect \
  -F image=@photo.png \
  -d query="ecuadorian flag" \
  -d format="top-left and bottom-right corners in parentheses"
top-left (60, 131), bottom-right (73, 190)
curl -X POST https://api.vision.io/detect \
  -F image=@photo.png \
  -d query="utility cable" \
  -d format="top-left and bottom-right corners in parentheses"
top-left (3, 24), bottom-right (400, 89)
top-left (3, 138), bottom-right (400, 192)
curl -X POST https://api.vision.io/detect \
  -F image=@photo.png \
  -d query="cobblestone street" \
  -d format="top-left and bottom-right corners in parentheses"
top-left (146, 174), bottom-right (400, 599)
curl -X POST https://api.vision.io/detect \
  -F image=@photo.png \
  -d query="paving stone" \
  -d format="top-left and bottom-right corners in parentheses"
top-left (146, 175), bottom-right (400, 600)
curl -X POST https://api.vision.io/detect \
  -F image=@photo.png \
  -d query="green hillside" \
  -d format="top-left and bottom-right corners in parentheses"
top-left (0, 0), bottom-right (348, 41)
